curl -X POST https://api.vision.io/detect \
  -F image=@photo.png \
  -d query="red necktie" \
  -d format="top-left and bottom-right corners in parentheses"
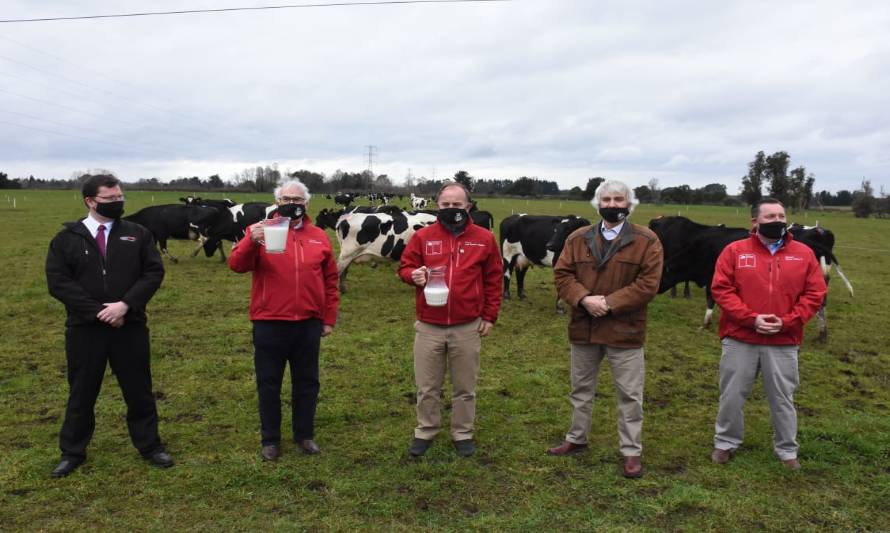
top-left (96, 224), bottom-right (107, 257)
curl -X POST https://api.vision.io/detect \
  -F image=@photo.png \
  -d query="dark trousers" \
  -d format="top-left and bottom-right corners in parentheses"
top-left (253, 319), bottom-right (322, 446)
top-left (60, 324), bottom-right (163, 460)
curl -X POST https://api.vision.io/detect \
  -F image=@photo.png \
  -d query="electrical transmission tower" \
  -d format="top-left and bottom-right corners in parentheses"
top-left (366, 145), bottom-right (377, 173)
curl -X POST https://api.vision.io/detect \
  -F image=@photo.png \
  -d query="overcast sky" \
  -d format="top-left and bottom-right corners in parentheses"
top-left (1, 0), bottom-right (888, 192)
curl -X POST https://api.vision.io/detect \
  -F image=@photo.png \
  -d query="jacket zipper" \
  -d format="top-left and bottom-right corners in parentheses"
top-left (294, 230), bottom-right (302, 320)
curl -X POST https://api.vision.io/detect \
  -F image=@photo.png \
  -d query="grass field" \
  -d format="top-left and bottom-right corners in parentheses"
top-left (1, 190), bottom-right (888, 531)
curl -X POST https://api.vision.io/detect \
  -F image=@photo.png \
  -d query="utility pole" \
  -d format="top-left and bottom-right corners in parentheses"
top-left (366, 145), bottom-right (377, 173)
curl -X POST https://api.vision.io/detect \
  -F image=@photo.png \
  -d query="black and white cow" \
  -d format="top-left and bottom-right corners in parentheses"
top-left (200, 202), bottom-right (275, 260)
top-left (334, 193), bottom-right (354, 207)
top-left (652, 216), bottom-right (852, 341)
top-left (410, 193), bottom-right (427, 210)
top-left (315, 205), bottom-right (406, 231)
top-left (500, 214), bottom-right (590, 312)
top-left (124, 204), bottom-right (223, 263)
top-left (334, 209), bottom-right (437, 293)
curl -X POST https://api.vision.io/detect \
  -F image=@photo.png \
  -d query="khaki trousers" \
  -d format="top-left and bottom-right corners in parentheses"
top-left (565, 343), bottom-right (645, 456)
top-left (714, 337), bottom-right (800, 460)
top-left (413, 319), bottom-right (481, 441)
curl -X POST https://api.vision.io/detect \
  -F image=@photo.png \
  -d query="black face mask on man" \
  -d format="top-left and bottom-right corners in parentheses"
top-left (95, 200), bottom-right (124, 219)
top-left (598, 206), bottom-right (629, 224)
top-left (757, 221), bottom-right (787, 240)
top-left (438, 207), bottom-right (468, 232)
top-left (277, 203), bottom-right (304, 220)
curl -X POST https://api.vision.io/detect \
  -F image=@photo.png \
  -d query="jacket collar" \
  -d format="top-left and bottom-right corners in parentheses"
top-left (585, 220), bottom-right (634, 269)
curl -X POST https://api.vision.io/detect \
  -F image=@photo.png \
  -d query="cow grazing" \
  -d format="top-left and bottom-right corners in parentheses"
top-left (124, 204), bottom-right (222, 263)
top-left (410, 193), bottom-right (427, 210)
top-left (651, 216), bottom-right (852, 341)
top-left (315, 205), bottom-right (407, 231)
top-left (334, 193), bottom-right (354, 207)
top-left (500, 214), bottom-right (590, 312)
top-left (334, 209), bottom-right (437, 293)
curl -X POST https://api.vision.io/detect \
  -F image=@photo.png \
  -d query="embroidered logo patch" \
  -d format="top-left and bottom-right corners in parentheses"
top-left (426, 241), bottom-right (443, 255)
top-left (738, 253), bottom-right (756, 268)
top-left (308, 239), bottom-right (323, 245)
top-left (119, 236), bottom-right (137, 242)
top-left (463, 241), bottom-right (485, 247)
top-left (785, 255), bottom-right (803, 261)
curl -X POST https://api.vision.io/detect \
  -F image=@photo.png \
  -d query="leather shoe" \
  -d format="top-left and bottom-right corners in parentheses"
top-left (546, 441), bottom-right (588, 456)
top-left (261, 444), bottom-right (280, 462)
top-left (453, 439), bottom-right (476, 457)
top-left (298, 439), bottom-right (320, 455)
top-left (782, 458), bottom-right (801, 470)
top-left (623, 455), bottom-right (643, 478)
top-left (408, 438), bottom-right (432, 457)
top-left (711, 448), bottom-right (732, 464)
top-left (51, 458), bottom-right (84, 478)
top-left (146, 450), bottom-right (174, 468)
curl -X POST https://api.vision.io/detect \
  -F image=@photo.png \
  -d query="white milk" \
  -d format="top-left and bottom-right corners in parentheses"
top-left (264, 224), bottom-right (289, 253)
top-left (423, 286), bottom-right (449, 306)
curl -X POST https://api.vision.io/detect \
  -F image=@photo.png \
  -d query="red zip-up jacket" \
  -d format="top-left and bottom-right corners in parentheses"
top-left (711, 232), bottom-right (826, 346)
top-left (228, 215), bottom-right (339, 326)
top-left (398, 219), bottom-right (502, 326)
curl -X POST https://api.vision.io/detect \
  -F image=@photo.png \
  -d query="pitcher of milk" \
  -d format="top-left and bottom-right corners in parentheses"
top-left (263, 217), bottom-right (291, 254)
top-left (423, 266), bottom-right (449, 306)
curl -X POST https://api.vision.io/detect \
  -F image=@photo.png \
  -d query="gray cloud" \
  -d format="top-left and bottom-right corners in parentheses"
top-left (1, 0), bottom-right (888, 192)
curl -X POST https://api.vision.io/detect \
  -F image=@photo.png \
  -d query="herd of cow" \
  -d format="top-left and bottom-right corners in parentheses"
top-left (123, 197), bottom-right (853, 341)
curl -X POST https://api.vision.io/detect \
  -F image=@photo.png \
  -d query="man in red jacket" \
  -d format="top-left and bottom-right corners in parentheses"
top-left (398, 182), bottom-right (502, 457)
top-left (710, 198), bottom-right (826, 470)
top-left (229, 180), bottom-right (339, 461)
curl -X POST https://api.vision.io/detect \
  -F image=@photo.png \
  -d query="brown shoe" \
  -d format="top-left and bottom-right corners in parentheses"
top-left (298, 439), bottom-right (320, 455)
top-left (546, 441), bottom-right (588, 456)
top-left (261, 444), bottom-right (280, 462)
top-left (782, 458), bottom-right (801, 470)
top-left (623, 456), bottom-right (643, 478)
top-left (711, 448), bottom-right (732, 464)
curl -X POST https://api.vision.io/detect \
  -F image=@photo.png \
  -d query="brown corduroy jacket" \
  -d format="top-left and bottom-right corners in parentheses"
top-left (554, 221), bottom-right (663, 348)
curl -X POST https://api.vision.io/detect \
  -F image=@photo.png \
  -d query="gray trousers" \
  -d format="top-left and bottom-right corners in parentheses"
top-left (565, 343), bottom-right (645, 457)
top-left (714, 337), bottom-right (800, 460)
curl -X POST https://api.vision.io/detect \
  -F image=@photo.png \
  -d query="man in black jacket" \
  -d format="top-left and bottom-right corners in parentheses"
top-left (45, 173), bottom-right (172, 477)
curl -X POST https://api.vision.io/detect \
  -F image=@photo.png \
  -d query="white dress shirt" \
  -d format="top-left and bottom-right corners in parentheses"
top-left (601, 220), bottom-right (625, 241)
top-left (82, 212), bottom-right (115, 240)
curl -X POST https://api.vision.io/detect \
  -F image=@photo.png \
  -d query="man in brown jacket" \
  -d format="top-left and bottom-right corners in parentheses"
top-left (547, 179), bottom-right (663, 478)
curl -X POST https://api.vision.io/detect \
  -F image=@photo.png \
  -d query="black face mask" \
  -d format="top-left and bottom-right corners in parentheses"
top-left (277, 203), bottom-right (304, 220)
top-left (598, 207), bottom-right (629, 224)
top-left (438, 208), bottom-right (468, 231)
top-left (95, 200), bottom-right (124, 219)
top-left (757, 221), bottom-right (787, 240)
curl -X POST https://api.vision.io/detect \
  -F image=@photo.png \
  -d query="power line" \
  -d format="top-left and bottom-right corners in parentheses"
top-left (0, 0), bottom-right (511, 24)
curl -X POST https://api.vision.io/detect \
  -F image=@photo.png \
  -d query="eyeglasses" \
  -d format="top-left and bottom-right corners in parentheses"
top-left (279, 196), bottom-right (305, 204)
top-left (94, 195), bottom-right (125, 202)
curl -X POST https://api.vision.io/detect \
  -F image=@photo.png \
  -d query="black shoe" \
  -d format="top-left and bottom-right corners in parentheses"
top-left (146, 450), bottom-right (174, 468)
top-left (297, 439), bottom-right (320, 455)
top-left (408, 438), bottom-right (432, 457)
top-left (51, 458), bottom-right (84, 478)
top-left (454, 439), bottom-right (476, 457)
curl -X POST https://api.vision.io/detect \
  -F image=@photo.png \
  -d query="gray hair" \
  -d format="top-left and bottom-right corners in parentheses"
top-left (590, 179), bottom-right (639, 215)
top-left (274, 179), bottom-right (311, 202)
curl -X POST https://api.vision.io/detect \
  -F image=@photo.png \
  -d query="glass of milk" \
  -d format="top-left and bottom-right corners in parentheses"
top-left (263, 217), bottom-right (290, 254)
top-left (423, 266), bottom-right (449, 306)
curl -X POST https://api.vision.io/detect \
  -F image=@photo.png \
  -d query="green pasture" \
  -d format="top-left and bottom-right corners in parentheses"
top-left (1, 190), bottom-right (887, 531)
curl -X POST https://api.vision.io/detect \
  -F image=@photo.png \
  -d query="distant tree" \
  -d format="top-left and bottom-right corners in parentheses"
top-left (836, 190), bottom-right (853, 206)
top-left (375, 174), bottom-right (392, 189)
top-left (508, 177), bottom-right (537, 196)
top-left (852, 179), bottom-right (877, 218)
top-left (661, 185), bottom-right (693, 204)
top-left (634, 185), bottom-right (653, 203)
top-left (0, 172), bottom-right (21, 189)
top-left (568, 186), bottom-right (584, 199)
top-left (453, 170), bottom-right (474, 191)
top-left (207, 174), bottom-right (224, 189)
top-left (648, 178), bottom-right (661, 204)
top-left (288, 170), bottom-right (325, 193)
top-left (741, 151), bottom-right (766, 205)
top-left (699, 183), bottom-right (728, 204)
top-left (583, 177), bottom-right (605, 200)
top-left (787, 166), bottom-right (815, 212)
top-left (765, 151), bottom-right (792, 206)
